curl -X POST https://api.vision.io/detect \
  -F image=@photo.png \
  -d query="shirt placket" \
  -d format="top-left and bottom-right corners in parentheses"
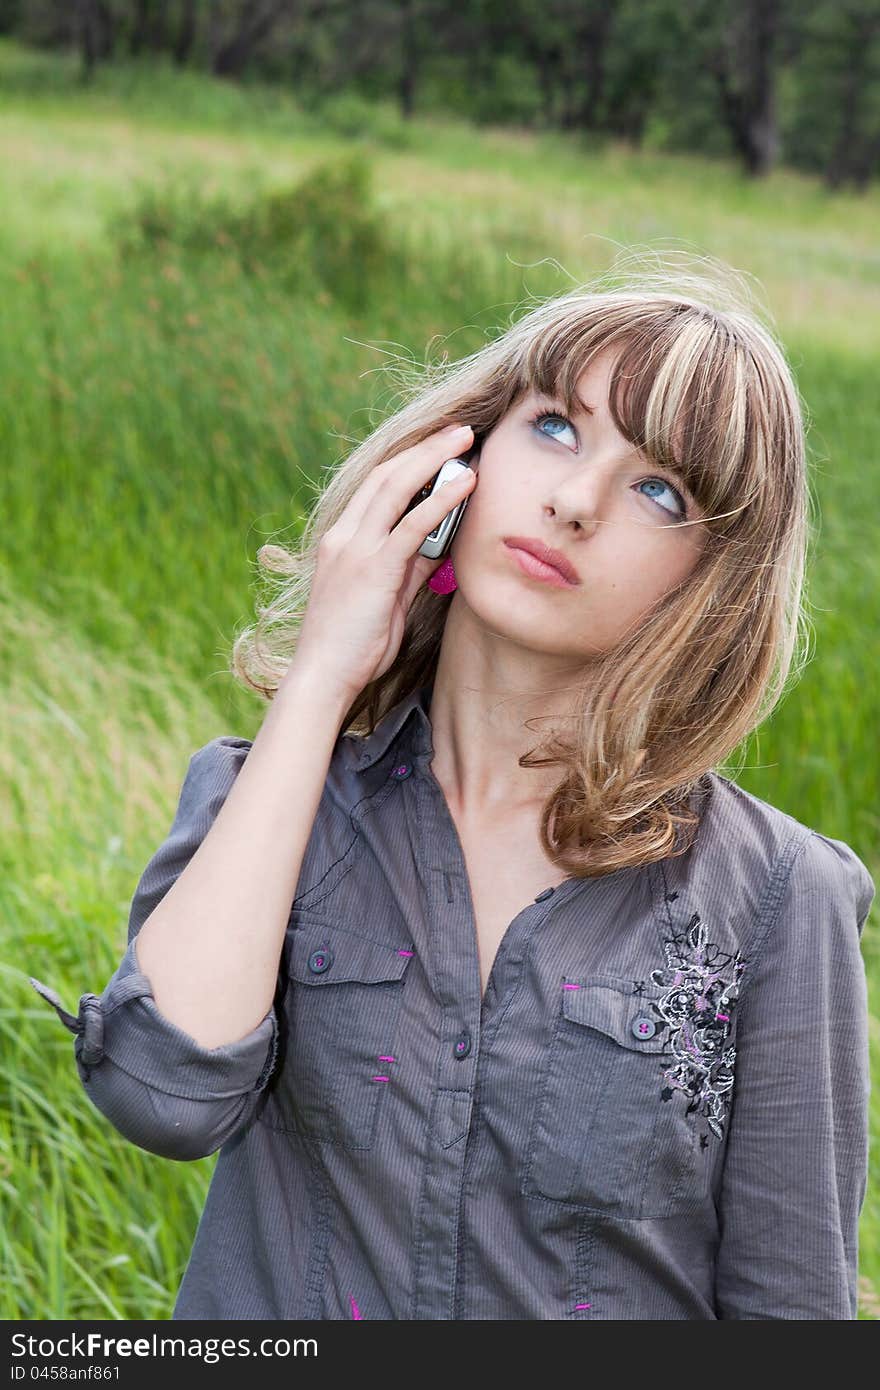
top-left (399, 755), bottom-right (482, 1318)
top-left (406, 752), bottom-right (576, 1318)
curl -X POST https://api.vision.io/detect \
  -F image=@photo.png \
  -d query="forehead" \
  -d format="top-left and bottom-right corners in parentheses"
top-left (521, 343), bottom-right (687, 464)
top-left (513, 352), bottom-right (703, 509)
top-left (572, 350), bottom-right (617, 399)
top-left (522, 348), bottom-right (617, 414)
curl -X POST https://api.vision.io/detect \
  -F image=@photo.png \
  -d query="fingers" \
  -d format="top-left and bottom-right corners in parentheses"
top-left (389, 463), bottom-right (476, 560)
top-left (333, 423), bottom-right (474, 543)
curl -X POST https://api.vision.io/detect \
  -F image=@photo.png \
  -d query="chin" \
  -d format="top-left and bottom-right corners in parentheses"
top-left (462, 586), bottom-right (570, 651)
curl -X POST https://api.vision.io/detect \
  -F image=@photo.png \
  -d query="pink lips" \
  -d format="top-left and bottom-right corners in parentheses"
top-left (503, 537), bottom-right (580, 588)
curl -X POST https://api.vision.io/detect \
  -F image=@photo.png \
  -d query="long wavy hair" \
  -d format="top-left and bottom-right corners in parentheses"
top-left (231, 258), bottom-right (814, 880)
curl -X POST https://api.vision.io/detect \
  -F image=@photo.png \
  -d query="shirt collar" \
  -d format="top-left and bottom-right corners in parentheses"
top-left (350, 681), bottom-right (435, 773)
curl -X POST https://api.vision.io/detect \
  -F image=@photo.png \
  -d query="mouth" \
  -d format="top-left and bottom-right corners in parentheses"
top-left (502, 537), bottom-right (580, 588)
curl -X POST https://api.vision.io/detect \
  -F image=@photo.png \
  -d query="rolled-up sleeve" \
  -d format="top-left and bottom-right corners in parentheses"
top-left (714, 829), bottom-right (875, 1319)
top-left (29, 736), bottom-right (279, 1162)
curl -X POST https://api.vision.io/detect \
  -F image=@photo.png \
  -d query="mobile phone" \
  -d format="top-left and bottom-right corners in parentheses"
top-left (405, 434), bottom-right (482, 560)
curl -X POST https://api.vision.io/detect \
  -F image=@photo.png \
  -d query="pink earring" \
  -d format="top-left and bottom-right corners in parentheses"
top-left (427, 557), bottom-right (457, 594)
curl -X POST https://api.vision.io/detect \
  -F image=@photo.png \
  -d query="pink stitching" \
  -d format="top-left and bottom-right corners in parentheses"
top-left (562, 982), bottom-right (581, 990)
top-left (378, 1055), bottom-right (396, 1063)
top-left (371, 1075), bottom-right (390, 1082)
top-left (574, 1303), bottom-right (592, 1310)
top-left (398, 949), bottom-right (414, 957)
top-left (349, 1294), bottom-right (362, 1319)
top-left (681, 1017), bottom-right (702, 1060)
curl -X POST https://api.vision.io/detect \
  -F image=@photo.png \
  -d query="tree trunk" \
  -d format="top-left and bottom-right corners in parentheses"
top-left (851, 135), bottom-right (879, 191)
top-left (573, 1), bottom-right (620, 130)
top-left (398, 0), bottom-right (418, 119)
top-left (174, 0), bottom-right (199, 66)
top-left (611, 94), bottom-right (650, 144)
top-left (824, 12), bottom-right (879, 191)
top-left (534, 47), bottom-right (558, 126)
top-left (95, 0), bottom-right (115, 58)
top-left (78, 0), bottom-right (99, 82)
top-left (212, 0), bottom-right (289, 79)
top-left (558, 65), bottom-right (580, 130)
top-left (710, 0), bottom-right (781, 177)
top-left (148, 1), bottom-right (168, 52)
top-left (129, 0), bottom-right (151, 56)
top-left (746, 0), bottom-right (780, 175)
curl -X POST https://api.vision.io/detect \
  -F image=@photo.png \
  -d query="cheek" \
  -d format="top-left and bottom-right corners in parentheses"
top-left (625, 537), bottom-right (703, 610)
top-left (658, 526), bottom-right (706, 585)
top-left (453, 469), bottom-right (502, 543)
top-left (578, 535), bottom-right (703, 623)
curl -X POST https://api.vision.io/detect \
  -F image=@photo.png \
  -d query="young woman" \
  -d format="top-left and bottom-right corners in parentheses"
top-left (32, 270), bottom-right (875, 1320)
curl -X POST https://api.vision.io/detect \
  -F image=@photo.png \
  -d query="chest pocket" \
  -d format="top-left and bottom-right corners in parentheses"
top-left (522, 975), bottom-right (724, 1219)
top-left (261, 918), bottom-right (413, 1150)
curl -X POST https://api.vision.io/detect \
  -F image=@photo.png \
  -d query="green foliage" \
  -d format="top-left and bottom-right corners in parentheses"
top-left (111, 179), bottom-right (234, 255)
top-left (416, 50), bottom-right (544, 127)
top-left (1, 1), bottom-right (879, 188)
top-left (249, 154), bottom-right (390, 307)
top-left (112, 152), bottom-right (392, 312)
top-left (784, 1), bottom-right (880, 184)
top-left (311, 91), bottom-right (416, 149)
top-left (0, 37), bottom-right (322, 136)
top-left (1, 37), bottom-right (879, 1321)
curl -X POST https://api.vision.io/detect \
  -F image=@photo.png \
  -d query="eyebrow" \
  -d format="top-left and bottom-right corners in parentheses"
top-left (572, 390), bottom-right (596, 417)
top-left (532, 386), bottom-right (595, 418)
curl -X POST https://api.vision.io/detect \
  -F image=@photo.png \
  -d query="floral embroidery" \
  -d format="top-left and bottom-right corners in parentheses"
top-left (648, 911), bottom-right (745, 1142)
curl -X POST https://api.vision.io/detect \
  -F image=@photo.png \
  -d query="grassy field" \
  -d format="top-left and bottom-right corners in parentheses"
top-left (1, 38), bottom-right (878, 1319)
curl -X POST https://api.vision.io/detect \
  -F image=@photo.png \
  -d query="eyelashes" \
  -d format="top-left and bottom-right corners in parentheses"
top-left (526, 406), bottom-right (689, 522)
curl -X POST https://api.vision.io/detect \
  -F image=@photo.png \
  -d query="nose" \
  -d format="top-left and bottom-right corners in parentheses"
top-left (543, 464), bottom-right (611, 530)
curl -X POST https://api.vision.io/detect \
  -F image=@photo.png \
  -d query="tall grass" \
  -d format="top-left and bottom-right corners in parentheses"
top-left (1, 38), bottom-right (878, 1318)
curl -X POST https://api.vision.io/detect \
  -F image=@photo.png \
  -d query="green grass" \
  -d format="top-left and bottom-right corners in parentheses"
top-left (1, 37), bottom-right (878, 1319)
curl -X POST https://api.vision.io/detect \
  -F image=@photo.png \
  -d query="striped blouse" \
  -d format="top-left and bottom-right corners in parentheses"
top-left (30, 681), bottom-right (876, 1319)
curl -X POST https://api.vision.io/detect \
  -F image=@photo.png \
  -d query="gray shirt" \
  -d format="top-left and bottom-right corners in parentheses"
top-left (30, 681), bottom-right (875, 1320)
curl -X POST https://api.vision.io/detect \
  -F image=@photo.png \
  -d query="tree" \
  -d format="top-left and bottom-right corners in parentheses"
top-left (129, 0), bottom-right (169, 56)
top-left (77, 0), bottom-right (99, 81)
top-left (823, 2), bottom-right (880, 190)
top-left (706, 0), bottom-right (783, 175)
top-left (683, 0), bottom-right (808, 176)
top-left (602, 0), bottom-right (687, 144)
top-left (211, 0), bottom-right (292, 79)
top-left (174, 0), bottom-right (200, 66)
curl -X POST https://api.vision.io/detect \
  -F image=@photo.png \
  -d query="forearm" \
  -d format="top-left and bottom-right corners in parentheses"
top-left (134, 660), bottom-right (356, 1050)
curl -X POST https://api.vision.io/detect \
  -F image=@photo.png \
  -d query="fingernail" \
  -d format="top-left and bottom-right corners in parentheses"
top-left (447, 423), bottom-right (472, 440)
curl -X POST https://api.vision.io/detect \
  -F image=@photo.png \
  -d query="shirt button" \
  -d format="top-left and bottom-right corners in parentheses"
top-left (308, 948), bottom-right (333, 974)
top-left (391, 762), bottom-right (412, 780)
top-left (453, 1030), bottom-right (472, 1060)
top-left (631, 1014), bottom-right (657, 1040)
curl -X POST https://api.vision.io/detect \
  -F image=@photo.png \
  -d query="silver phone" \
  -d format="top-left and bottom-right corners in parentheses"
top-left (405, 438), bottom-right (482, 560)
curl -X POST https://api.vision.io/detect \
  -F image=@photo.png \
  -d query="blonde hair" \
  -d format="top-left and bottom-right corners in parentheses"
top-left (231, 257), bottom-right (814, 880)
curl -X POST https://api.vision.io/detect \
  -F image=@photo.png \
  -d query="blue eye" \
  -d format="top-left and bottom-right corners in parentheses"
top-left (528, 408), bottom-right (687, 522)
top-left (636, 477), bottom-right (686, 519)
top-left (530, 411), bottom-right (577, 447)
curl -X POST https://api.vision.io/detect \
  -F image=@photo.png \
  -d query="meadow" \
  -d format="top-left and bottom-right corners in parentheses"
top-left (1, 38), bottom-right (878, 1318)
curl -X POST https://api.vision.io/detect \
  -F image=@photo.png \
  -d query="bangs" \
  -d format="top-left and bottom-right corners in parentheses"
top-left (520, 302), bottom-right (767, 533)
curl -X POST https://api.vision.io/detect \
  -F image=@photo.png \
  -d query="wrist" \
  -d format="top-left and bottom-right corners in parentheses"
top-left (277, 655), bottom-right (359, 718)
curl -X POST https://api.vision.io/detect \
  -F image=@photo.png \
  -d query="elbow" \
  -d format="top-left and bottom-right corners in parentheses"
top-left (79, 1053), bottom-right (259, 1161)
top-left (29, 967), bottom-right (277, 1162)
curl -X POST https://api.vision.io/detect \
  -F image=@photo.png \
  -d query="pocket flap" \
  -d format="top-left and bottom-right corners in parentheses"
top-left (288, 921), bottom-right (414, 986)
top-left (561, 976), bottom-right (670, 1053)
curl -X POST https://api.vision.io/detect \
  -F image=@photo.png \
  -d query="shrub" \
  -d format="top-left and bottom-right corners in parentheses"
top-left (111, 152), bottom-right (390, 312)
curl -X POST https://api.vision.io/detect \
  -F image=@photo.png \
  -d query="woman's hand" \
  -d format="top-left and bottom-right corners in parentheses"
top-left (289, 422), bottom-right (476, 702)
